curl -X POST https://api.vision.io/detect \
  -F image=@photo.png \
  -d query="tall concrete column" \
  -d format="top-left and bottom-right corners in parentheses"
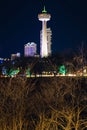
top-left (41, 20), bottom-right (48, 57)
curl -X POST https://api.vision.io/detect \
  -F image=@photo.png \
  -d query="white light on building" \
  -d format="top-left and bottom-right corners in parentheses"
top-left (24, 42), bottom-right (37, 57)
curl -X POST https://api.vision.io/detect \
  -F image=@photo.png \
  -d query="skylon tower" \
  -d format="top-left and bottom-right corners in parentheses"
top-left (38, 6), bottom-right (51, 58)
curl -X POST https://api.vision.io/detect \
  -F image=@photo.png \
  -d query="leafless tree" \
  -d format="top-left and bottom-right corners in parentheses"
top-left (0, 76), bottom-right (87, 130)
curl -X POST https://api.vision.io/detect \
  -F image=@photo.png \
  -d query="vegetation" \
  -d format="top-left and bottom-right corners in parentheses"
top-left (0, 77), bottom-right (87, 130)
top-left (0, 43), bottom-right (87, 76)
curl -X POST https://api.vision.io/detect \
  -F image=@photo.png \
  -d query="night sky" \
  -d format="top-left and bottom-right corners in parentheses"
top-left (0, 0), bottom-right (87, 58)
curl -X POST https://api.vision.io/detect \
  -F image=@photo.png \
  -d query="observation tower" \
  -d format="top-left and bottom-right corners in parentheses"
top-left (38, 6), bottom-right (51, 58)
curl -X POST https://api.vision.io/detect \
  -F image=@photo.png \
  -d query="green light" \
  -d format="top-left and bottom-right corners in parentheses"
top-left (26, 68), bottom-right (31, 77)
top-left (42, 6), bottom-right (47, 13)
top-left (8, 69), bottom-right (20, 77)
top-left (59, 65), bottom-right (67, 75)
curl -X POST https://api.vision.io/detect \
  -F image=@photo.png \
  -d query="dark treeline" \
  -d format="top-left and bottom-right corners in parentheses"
top-left (1, 43), bottom-right (87, 76)
top-left (0, 42), bottom-right (87, 77)
top-left (0, 77), bottom-right (87, 130)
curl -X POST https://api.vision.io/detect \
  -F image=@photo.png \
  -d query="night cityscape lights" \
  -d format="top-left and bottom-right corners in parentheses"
top-left (0, 6), bottom-right (87, 78)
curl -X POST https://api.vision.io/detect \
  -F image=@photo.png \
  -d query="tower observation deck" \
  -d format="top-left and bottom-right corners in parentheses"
top-left (38, 6), bottom-right (51, 58)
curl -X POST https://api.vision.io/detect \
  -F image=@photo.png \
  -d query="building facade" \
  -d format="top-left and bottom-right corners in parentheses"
top-left (24, 42), bottom-right (37, 57)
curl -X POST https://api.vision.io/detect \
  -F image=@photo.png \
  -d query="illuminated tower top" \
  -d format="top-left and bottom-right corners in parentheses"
top-left (38, 6), bottom-right (51, 21)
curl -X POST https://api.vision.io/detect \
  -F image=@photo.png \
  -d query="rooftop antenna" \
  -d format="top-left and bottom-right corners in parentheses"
top-left (42, 6), bottom-right (47, 13)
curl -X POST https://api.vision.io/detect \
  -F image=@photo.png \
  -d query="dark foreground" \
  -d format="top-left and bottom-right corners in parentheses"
top-left (0, 77), bottom-right (87, 130)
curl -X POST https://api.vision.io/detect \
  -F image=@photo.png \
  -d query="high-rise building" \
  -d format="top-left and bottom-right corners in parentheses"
top-left (24, 42), bottom-right (37, 57)
top-left (40, 28), bottom-right (52, 56)
top-left (38, 6), bottom-right (51, 58)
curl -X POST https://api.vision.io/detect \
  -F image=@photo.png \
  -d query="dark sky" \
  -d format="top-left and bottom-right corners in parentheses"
top-left (0, 0), bottom-right (87, 58)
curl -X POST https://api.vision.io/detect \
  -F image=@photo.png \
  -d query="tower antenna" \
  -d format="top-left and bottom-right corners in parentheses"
top-left (42, 6), bottom-right (47, 13)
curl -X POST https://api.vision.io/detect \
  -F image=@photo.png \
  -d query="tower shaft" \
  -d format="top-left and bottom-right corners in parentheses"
top-left (41, 20), bottom-right (48, 57)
